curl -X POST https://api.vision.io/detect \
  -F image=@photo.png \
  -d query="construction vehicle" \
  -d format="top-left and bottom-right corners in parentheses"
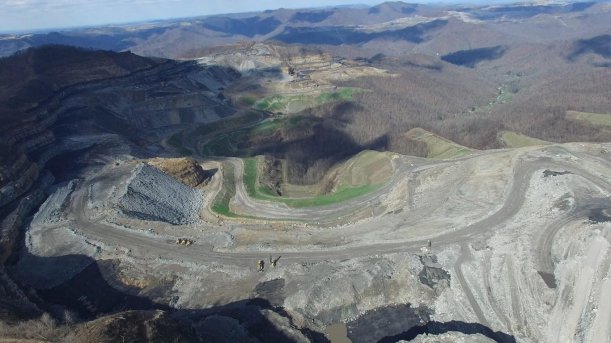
top-left (257, 260), bottom-right (265, 272)
top-left (270, 255), bottom-right (281, 268)
top-left (176, 238), bottom-right (194, 246)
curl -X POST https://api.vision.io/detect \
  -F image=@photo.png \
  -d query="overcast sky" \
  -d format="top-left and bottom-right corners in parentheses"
top-left (0, 0), bottom-right (468, 33)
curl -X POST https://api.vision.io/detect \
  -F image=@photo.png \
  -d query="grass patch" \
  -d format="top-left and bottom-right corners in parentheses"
top-left (317, 87), bottom-right (357, 103)
top-left (333, 150), bottom-right (394, 188)
top-left (566, 110), bottom-right (611, 128)
top-left (281, 184), bottom-right (380, 208)
top-left (256, 95), bottom-right (286, 112)
top-left (211, 162), bottom-right (237, 217)
top-left (498, 131), bottom-right (550, 148)
top-left (406, 128), bottom-right (473, 159)
top-left (255, 87), bottom-right (360, 113)
top-left (211, 161), bottom-right (287, 219)
top-left (241, 157), bottom-right (382, 208)
top-left (242, 158), bottom-right (259, 197)
top-left (243, 158), bottom-right (278, 198)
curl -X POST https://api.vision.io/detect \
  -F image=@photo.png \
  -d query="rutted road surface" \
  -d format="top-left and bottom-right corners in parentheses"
top-left (71, 146), bottom-right (610, 266)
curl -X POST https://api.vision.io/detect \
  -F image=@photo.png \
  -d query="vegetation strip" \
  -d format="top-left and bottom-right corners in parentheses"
top-left (498, 131), bottom-right (550, 148)
top-left (255, 87), bottom-right (359, 112)
top-left (242, 158), bottom-right (381, 208)
top-left (211, 162), bottom-right (238, 217)
top-left (406, 128), bottom-right (473, 159)
top-left (566, 110), bottom-right (611, 128)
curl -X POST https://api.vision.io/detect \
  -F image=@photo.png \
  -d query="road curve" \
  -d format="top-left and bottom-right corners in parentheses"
top-left (64, 147), bottom-right (611, 333)
top-left (227, 156), bottom-right (417, 222)
top-left (71, 152), bottom-right (609, 267)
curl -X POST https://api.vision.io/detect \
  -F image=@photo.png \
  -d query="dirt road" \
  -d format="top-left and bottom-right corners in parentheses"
top-left (70, 147), bottom-right (610, 268)
top-left (49, 143), bottom-right (610, 342)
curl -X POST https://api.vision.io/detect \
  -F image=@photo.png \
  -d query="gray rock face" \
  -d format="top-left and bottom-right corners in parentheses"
top-left (119, 164), bottom-right (202, 225)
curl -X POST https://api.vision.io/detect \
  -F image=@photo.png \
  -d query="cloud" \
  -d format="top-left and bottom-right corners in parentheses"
top-left (2, 0), bottom-right (29, 5)
top-left (0, 0), bottom-right (387, 32)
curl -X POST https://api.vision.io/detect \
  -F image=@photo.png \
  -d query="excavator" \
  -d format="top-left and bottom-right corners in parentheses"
top-left (269, 255), bottom-right (281, 268)
top-left (256, 256), bottom-right (281, 272)
top-left (176, 238), bottom-right (193, 246)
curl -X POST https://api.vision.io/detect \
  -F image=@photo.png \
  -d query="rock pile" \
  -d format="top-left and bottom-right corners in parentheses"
top-left (119, 164), bottom-right (202, 225)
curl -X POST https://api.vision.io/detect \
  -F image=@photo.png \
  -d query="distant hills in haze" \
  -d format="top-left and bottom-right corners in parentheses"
top-left (1, 1), bottom-right (609, 60)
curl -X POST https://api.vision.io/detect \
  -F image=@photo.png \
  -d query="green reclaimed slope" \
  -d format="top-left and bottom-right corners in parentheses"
top-left (498, 131), bottom-right (550, 148)
top-left (567, 110), bottom-right (611, 128)
top-left (406, 128), bottom-right (473, 159)
top-left (242, 154), bottom-right (386, 208)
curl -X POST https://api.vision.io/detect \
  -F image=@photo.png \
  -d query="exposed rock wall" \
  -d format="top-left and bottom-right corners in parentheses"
top-left (0, 172), bottom-right (53, 264)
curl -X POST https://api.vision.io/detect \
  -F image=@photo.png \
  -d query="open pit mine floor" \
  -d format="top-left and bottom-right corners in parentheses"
top-left (17, 142), bottom-right (611, 343)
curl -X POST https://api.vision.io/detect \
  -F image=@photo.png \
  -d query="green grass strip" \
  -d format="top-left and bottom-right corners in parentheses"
top-left (211, 162), bottom-right (237, 217)
top-left (281, 184), bottom-right (380, 208)
top-left (242, 158), bottom-right (382, 208)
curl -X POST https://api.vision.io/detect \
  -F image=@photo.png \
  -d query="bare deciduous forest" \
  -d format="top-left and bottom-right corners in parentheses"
top-left (267, 46), bottom-right (611, 184)
top-left (335, 52), bottom-right (608, 145)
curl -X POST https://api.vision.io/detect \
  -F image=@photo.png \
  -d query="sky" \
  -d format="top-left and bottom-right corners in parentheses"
top-left (0, 0), bottom-right (416, 33)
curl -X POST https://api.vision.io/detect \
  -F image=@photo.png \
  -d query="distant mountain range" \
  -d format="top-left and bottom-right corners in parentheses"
top-left (1, 1), bottom-right (609, 59)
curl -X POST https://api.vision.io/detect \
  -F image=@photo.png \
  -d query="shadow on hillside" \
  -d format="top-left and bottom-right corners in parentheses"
top-left (274, 19), bottom-right (447, 46)
top-left (378, 320), bottom-right (517, 343)
top-left (9, 250), bottom-right (518, 342)
top-left (568, 34), bottom-right (611, 61)
top-left (8, 252), bottom-right (328, 342)
top-left (441, 46), bottom-right (508, 68)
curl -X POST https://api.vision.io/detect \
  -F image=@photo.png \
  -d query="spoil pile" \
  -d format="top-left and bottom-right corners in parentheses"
top-left (147, 157), bottom-right (210, 187)
top-left (118, 163), bottom-right (202, 225)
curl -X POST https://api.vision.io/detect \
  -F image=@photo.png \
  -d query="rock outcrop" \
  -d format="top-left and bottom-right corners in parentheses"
top-left (147, 157), bottom-right (211, 187)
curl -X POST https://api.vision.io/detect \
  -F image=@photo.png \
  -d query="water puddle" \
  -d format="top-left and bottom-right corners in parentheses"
top-left (326, 323), bottom-right (352, 343)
